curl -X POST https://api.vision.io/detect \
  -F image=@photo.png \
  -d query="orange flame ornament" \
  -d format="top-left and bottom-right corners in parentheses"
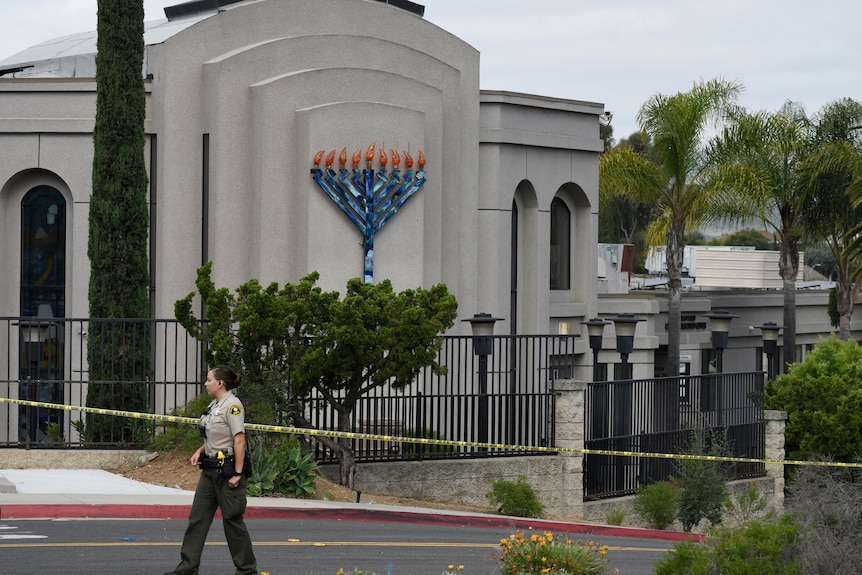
top-left (403, 151), bottom-right (414, 169)
top-left (379, 148), bottom-right (388, 166)
top-left (365, 142), bottom-right (376, 166)
top-left (325, 149), bottom-right (336, 168)
top-left (352, 148), bottom-right (362, 167)
top-left (390, 149), bottom-right (400, 168)
top-left (417, 151), bottom-right (426, 169)
top-left (338, 147), bottom-right (347, 166)
top-left (313, 150), bottom-right (325, 166)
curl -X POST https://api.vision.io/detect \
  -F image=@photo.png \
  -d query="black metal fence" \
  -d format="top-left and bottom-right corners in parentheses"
top-left (307, 335), bottom-right (571, 463)
top-left (0, 317), bottom-right (205, 446)
top-left (0, 317), bottom-right (571, 458)
top-left (584, 372), bottom-right (766, 500)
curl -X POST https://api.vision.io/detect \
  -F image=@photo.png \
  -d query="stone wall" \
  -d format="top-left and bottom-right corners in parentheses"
top-left (319, 381), bottom-right (587, 518)
top-left (320, 383), bottom-right (789, 523)
top-left (2, 449), bottom-right (146, 470)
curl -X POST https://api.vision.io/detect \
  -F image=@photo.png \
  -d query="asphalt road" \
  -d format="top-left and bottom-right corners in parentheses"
top-left (0, 516), bottom-right (677, 575)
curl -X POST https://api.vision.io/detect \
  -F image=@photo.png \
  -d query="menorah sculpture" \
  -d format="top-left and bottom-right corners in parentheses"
top-left (310, 143), bottom-right (426, 283)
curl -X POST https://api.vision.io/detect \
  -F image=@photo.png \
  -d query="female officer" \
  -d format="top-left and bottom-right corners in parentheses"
top-left (166, 365), bottom-right (257, 575)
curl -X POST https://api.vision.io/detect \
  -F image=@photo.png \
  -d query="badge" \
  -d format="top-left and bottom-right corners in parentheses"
top-left (229, 405), bottom-right (242, 416)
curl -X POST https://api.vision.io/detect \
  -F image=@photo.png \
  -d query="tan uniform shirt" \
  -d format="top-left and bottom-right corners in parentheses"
top-left (201, 391), bottom-right (245, 457)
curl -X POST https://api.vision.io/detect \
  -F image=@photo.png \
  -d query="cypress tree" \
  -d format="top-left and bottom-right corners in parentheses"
top-left (85, 0), bottom-right (151, 443)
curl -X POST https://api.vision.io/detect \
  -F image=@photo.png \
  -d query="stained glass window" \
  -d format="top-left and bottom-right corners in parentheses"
top-left (21, 186), bottom-right (66, 317)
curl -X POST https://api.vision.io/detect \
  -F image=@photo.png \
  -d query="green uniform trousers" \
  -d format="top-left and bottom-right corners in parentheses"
top-left (172, 468), bottom-right (257, 575)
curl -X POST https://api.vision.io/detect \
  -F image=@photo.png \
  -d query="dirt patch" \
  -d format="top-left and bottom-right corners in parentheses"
top-left (114, 446), bottom-right (492, 514)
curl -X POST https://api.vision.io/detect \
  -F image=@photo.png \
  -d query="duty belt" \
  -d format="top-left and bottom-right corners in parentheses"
top-left (200, 451), bottom-right (235, 469)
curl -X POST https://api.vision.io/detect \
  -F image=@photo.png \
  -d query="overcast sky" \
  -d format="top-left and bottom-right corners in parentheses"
top-left (1, 0), bottom-right (859, 140)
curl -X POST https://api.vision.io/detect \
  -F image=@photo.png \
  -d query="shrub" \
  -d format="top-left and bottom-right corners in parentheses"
top-left (654, 516), bottom-right (800, 575)
top-left (487, 476), bottom-right (545, 518)
top-left (676, 427), bottom-right (730, 531)
top-left (765, 336), bottom-right (862, 461)
top-left (723, 483), bottom-right (771, 527)
top-left (495, 531), bottom-right (609, 575)
top-left (786, 463), bottom-right (862, 573)
top-left (605, 506), bottom-right (626, 526)
top-left (150, 394), bottom-right (214, 453)
top-left (633, 481), bottom-right (679, 530)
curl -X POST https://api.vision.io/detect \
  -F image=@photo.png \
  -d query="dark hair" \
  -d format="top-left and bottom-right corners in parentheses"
top-left (211, 365), bottom-right (242, 390)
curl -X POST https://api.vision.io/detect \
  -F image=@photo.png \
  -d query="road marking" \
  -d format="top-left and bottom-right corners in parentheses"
top-left (0, 540), bottom-right (671, 551)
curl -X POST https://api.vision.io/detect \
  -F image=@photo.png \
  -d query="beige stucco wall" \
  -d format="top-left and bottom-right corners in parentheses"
top-left (145, 0), bottom-right (482, 322)
top-left (0, 0), bottom-right (607, 349)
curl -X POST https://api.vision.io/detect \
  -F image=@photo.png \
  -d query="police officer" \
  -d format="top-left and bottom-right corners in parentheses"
top-left (166, 365), bottom-right (257, 575)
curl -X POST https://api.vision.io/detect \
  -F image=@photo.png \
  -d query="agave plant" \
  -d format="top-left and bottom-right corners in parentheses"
top-left (246, 444), bottom-right (279, 496)
top-left (275, 447), bottom-right (317, 497)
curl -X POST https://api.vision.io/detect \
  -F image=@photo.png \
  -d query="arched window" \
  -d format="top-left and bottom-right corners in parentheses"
top-left (21, 186), bottom-right (66, 317)
top-left (550, 197), bottom-right (570, 290)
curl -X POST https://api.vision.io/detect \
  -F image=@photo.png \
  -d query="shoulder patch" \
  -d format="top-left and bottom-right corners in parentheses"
top-left (229, 404), bottom-right (242, 416)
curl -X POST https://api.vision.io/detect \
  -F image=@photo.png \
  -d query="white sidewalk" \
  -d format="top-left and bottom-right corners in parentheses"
top-left (0, 468), bottom-right (193, 495)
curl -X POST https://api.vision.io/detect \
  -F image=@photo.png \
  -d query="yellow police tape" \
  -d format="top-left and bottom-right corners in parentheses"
top-left (2, 396), bottom-right (860, 469)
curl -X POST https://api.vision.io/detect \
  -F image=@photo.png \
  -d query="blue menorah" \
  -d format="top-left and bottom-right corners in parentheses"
top-left (310, 143), bottom-right (426, 283)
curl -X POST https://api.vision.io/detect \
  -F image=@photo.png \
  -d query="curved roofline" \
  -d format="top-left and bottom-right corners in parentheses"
top-left (0, 12), bottom-right (214, 78)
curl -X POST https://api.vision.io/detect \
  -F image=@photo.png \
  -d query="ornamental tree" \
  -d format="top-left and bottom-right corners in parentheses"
top-left (85, 0), bottom-right (151, 442)
top-left (176, 263), bottom-right (459, 488)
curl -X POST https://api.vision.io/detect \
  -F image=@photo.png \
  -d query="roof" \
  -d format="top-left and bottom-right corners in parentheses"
top-left (0, 0), bottom-right (427, 79)
top-left (0, 13), bottom-right (213, 78)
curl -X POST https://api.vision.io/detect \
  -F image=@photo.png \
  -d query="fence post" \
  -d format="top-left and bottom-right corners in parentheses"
top-left (552, 379), bottom-right (586, 519)
top-left (763, 409), bottom-right (787, 513)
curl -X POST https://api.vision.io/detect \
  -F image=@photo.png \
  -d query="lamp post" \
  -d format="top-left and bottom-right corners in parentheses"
top-left (462, 313), bottom-right (503, 453)
top-left (754, 322), bottom-right (784, 383)
top-left (582, 318), bottom-right (610, 440)
top-left (701, 309), bottom-right (739, 427)
top-left (606, 313), bottom-right (643, 492)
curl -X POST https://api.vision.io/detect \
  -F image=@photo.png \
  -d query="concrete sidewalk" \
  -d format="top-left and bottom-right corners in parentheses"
top-left (0, 469), bottom-right (699, 542)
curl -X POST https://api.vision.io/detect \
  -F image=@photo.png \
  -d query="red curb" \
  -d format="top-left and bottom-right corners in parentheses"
top-left (0, 504), bottom-right (702, 542)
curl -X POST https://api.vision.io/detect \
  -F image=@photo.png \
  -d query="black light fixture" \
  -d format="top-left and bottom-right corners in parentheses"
top-left (462, 313), bottom-right (503, 452)
top-left (607, 314), bottom-right (644, 379)
top-left (581, 318), bottom-right (609, 382)
top-left (462, 313), bottom-right (503, 356)
top-left (701, 309), bottom-right (739, 373)
top-left (754, 322), bottom-right (784, 382)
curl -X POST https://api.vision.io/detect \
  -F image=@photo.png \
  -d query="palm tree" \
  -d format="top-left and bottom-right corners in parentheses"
top-left (799, 99), bottom-right (862, 340)
top-left (600, 79), bottom-right (742, 377)
top-left (705, 102), bottom-right (813, 366)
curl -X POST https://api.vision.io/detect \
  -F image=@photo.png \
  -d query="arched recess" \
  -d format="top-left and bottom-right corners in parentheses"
top-left (0, 169), bottom-right (72, 318)
top-left (1, 171), bottom-right (70, 444)
top-left (550, 182), bottom-right (591, 301)
top-left (511, 180), bottom-right (538, 334)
